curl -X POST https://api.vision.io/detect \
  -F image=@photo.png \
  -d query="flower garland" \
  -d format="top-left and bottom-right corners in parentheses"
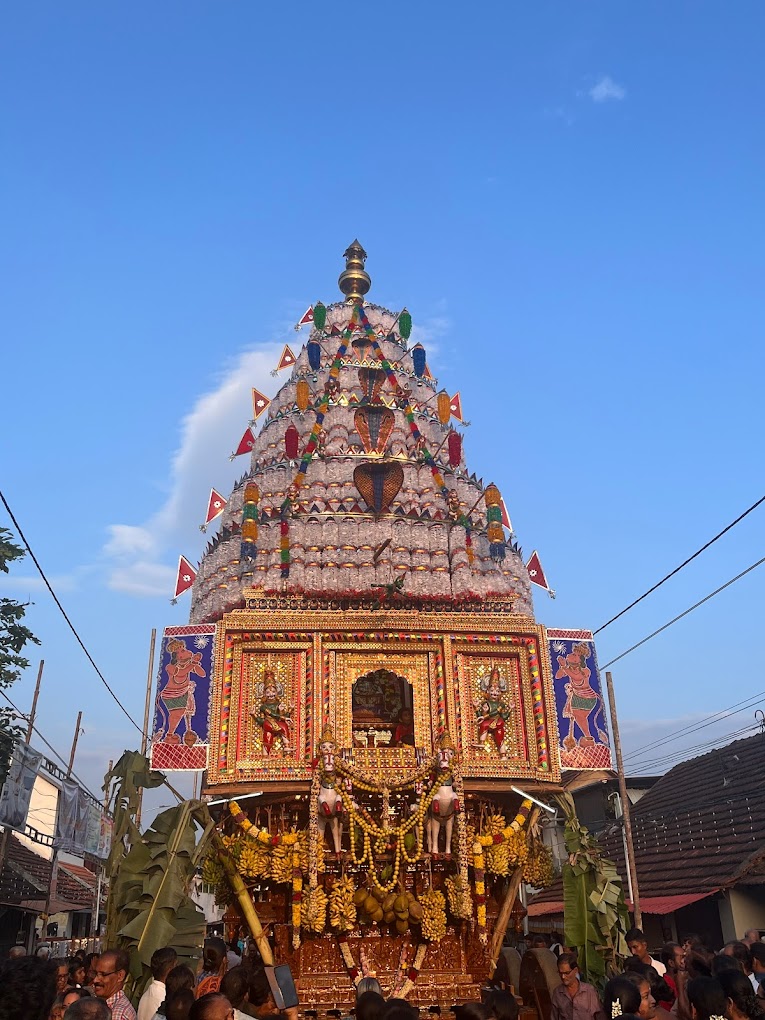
top-left (339, 937), bottom-right (361, 987)
top-left (472, 798), bottom-right (533, 943)
top-left (395, 943), bottom-right (428, 1000)
top-left (291, 846), bottom-right (302, 948)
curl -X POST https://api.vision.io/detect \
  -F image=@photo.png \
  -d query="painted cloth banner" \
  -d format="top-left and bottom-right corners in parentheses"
top-left (97, 813), bottom-right (113, 859)
top-left (0, 742), bottom-right (42, 831)
top-left (85, 803), bottom-right (102, 857)
top-left (55, 780), bottom-right (90, 852)
top-left (150, 624), bottom-right (216, 771)
top-left (547, 629), bottom-right (612, 770)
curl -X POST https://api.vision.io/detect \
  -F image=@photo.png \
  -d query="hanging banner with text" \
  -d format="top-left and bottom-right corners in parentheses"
top-left (547, 628), bottom-right (613, 770)
top-left (150, 624), bottom-right (216, 771)
top-left (0, 742), bottom-right (43, 831)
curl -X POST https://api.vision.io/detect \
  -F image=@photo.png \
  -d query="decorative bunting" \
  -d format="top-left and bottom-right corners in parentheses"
top-left (229, 427), bottom-right (255, 460)
top-left (447, 431), bottom-right (462, 468)
top-left (449, 392), bottom-right (463, 421)
top-left (399, 308), bottom-right (412, 340)
top-left (240, 482), bottom-right (260, 563)
top-left (313, 302), bottom-right (327, 331)
top-left (436, 391), bottom-right (451, 426)
top-left (307, 338), bottom-right (322, 372)
top-left (251, 388), bottom-right (271, 420)
top-left (272, 345), bottom-right (296, 374)
top-left (483, 483), bottom-right (506, 561)
top-left (499, 498), bottom-right (512, 531)
top-left (294, 306), bottom-right (314, 330)
top-left (527, 550), bottom-right (555, 598)
top-left (284, 424), bottom-right (300, 461)
top-left (200, 488), bottom-right (227, 532)
top-left (411, 343), bottom-right (426, 379)
top-left (172, 555), bottom-right (197, 602)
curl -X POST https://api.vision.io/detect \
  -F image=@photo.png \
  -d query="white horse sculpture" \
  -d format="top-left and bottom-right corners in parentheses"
top-left (316, 726), bottom-right (345, 854)
top-left (426, 733), bottom-right (460, 855)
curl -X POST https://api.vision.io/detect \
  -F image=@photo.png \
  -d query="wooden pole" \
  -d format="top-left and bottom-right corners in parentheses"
top-left (67, 712), bottom-right (82, 778)
top-left (213, 831), bottom-right (274, 965)
top-left (44, 711), bottom-right (83, 934)
top-left (488, 805), bottom-right (541, 974)
top-left (136, 628), bottom-right (157, 830)
top-left (605, 671), bottom-right (642, 928)
top-left (25, 659), bottom-right (44, 742)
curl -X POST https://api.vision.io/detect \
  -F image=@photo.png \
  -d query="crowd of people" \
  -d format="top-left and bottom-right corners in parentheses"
top-left (2, 926), bottom-right (765, 1020)
top-left (548, 927), bottom-right (765, 1020)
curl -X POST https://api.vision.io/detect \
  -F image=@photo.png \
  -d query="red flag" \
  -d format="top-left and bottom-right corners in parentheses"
top-left (251, 388), bottom-right (271, 420)
top-left (276, 345), bottom-right (296, 371)
top-left (200, 488), bottom-right (227, 531)
top-left (295, 306), bottom-right (314, 330)
top-left (526, 550), bottom-right (555, 598)
top-left (449, 392), bottom-right (463, 421)
top-left (499, 498), bottom-right (511, 530)
top-left (230, 427), bottom-right (255, 460)
top-left (173, 555), bottom-right (197, 600)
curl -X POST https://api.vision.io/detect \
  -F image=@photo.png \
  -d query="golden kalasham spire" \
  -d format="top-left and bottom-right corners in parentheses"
top-left (338, 240), bottom-right (371, 302)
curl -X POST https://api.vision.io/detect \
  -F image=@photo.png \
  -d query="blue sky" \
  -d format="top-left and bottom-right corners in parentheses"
top-left (2, 3), bottom-right (764, 804)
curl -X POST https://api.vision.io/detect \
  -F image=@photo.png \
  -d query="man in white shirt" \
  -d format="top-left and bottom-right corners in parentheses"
top-left (137, 946), bottom-right (177, 1020)
top-left (626, 928), bottom-right (667, 976)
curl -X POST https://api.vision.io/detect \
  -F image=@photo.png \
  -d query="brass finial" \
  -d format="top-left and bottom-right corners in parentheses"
top-left (338, 240), bottom-right (371, 303)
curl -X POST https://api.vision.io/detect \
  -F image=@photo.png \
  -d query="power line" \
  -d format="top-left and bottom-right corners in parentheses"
top-left (626, 721), bottom-right (761, 774)
top-left (601, 554), bottom-right (765, 669)
top-left (594, 493), bottom-right (765, 635)
top-left (0, 489), bottom-right (143, 735)
top-left (0, 688), bottom-right (102, 803)
top-left (622, 688), bottom-right (765, 763)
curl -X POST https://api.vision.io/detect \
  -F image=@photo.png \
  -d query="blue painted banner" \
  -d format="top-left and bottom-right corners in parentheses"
top-left (150, 624), bottom-right (216, 771)
top-left (546, 629), bottom-right (612, 771)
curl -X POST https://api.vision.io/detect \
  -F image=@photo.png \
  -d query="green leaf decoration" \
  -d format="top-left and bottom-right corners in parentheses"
top-left (556, 793), bottom-right (629, 993)
top-left (313, 302), bottom-right (327, 330)
top-left (399, 309), bottom-right (412, 340)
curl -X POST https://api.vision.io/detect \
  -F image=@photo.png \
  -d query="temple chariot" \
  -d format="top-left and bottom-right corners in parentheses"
top-left (155, 244), bottom-right (612, 1009)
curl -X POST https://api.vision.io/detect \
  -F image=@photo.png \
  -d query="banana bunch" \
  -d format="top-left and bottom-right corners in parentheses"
top-left (419, 887), bottom-right (447, 942)
top-left (302, 885), bottom-right (329, 933)
top-left (505, 828), bottom-right (529, 868)
top-left (214, 880), bottom-right (234, 907)
top-left (444, 874), bottom-right (472, 920)
top-left (239, 842), bottom-right (270, 879)
top-left (201, 849), bottom-right (224, 886)
top-left (329, 876), bottom-right (357, 932)
top-left (295, 831), bottom-right (309, 873)
top-left (485, 840), bottom-right (510, 876)
top-left (269, 842), bottom-right (293, 885)
top-left (523, 841), bottom-right (554, 888)
top-left (484, 813), bottom-right (506, 835)
top-left (221, 833), bottom-right (244, 863)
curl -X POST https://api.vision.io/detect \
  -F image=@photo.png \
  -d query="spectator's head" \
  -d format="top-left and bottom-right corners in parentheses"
top-left (8, 945), bottom-right (25, 960)
top-left (54, 960), bottom-right (71, 994)
top-left (91, 949), bottom-right (130, 1001)
top-left (0, 956), bottom-right (58, 1020)
top-left (557, 953), bottom-right (580, 992)
top-left (68, 959), bottom-right (86, 986)
top-left (220, 966), bottom-right (248, 1009)
top-left (151, 946), bottom-right (178, 982)
top-left (166, 988), bottom-right (196, 1020)
top-left (227, 941), bottom-right (240, 957)
top-left (36, 945), bottom-right (52, 960)
top-left (246, 964), bottom-right (272, 1008)
top-left (165, 964), bottom-right (196, 998)
top-left (63, 989), bottom-right (92, 1008)
top-left (356, 977), bottom-right (383, 997)
top-left (744, 930), bottom-right (761, 947)
top-left (712, 953), bottom-right (742, 978)
top-left (63, 1000), bottom-right (112, 1020)
top-left (383, 999), bottom-right (419, 1020)
top-left (686, 949), bottom-right (714, 980)
top-left (454, 1005), bottom-right (493, 1020)
top-left (623, 970), bottom-right (658, 1019)
top-left (189, 993), bottom-right (234, 1020)
top-left (723, 942), bottom-right (753, 976)
top-left (626, 929), bottom-right (650, 963)
top-left (485, 989), bottom-right (519, 1020)
top-left (356, 990), bottom-right (386, 1020)
top-left (682, 934), bottom-right (704, 951)
top-left (604, 976), bottom-right (642, 1020)
top-left (687, 977), bottom-right (728, 1020)
top-left (50, 993), bottom-right (68, 1020)
top-left (661, 943), bottom-right (685, 974)
top-left (202, 938), bottom-right (226, 974)
top-left (718, 969), bottom-right (764, 1020)
top-left (530, 935), bottom-right (549, 949)
top-left (83, 955), bottom-right (98, 985)
top-left (751, 943), bottom-right (765, 973)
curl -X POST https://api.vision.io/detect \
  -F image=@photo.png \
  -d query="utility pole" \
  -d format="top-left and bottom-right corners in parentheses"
top-left (136, 629), bottom-right (157, 830)
top-left (25, 659), bottom-right (45, 742)
top-left (91, 757), bottom-right (112, 943)
top-left (605, 670), bottom-right (642, 928)
top-left (44, 712), bottom-right (83, 941)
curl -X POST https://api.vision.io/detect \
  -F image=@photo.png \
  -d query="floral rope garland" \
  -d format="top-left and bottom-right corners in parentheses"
top-left (472, 798), bottom-right (533, 943)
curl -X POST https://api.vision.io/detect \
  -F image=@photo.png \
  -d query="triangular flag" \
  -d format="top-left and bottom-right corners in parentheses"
top-left (526, 550), bottom-right (555, 598)
top-left (200, 488), bottom-right (227, 532)
top-left (173, 555), bottom-right (197, 601)
top-left (251, 388), bottom-right (271, 420)
top-left (449, 392), bottom-right (463, 421)
top-left (330, 323), bottom-right (343, 337)
top-left (294, 306), bottom-right (314, 330)
top-left (276, 345), bottom-right (296, 371)
top-left (230, 427), bottom-right (255, 460)
top-left (423, 364), bottom-right (433, 380)
top-left (499, 498), bottom-right (512, 531)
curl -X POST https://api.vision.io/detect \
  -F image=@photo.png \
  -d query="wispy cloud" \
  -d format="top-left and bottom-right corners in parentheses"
top-left (103, 341), bottom-right (282, 597)
top-left (588, 75), bottom-right (626, 103)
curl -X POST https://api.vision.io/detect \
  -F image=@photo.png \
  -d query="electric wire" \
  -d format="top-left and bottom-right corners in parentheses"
top-left (594, 493), bottom-right (765, 634)
top-left (626, 721), bottom-right (761, 774)
top-left (601, 554), bottom-right (765, 669)
top-left (0, 688), bottom-right (102, 804)
top-left (621, 688), bottom-right (765, 763)
top-left (0, 489), bottom-right (143, 735)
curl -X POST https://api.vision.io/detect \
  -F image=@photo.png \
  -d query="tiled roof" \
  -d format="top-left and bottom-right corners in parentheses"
top-left (528, 731), bottom-right (765, 916)
top-left (0, 836), bottom-right (51, 907)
